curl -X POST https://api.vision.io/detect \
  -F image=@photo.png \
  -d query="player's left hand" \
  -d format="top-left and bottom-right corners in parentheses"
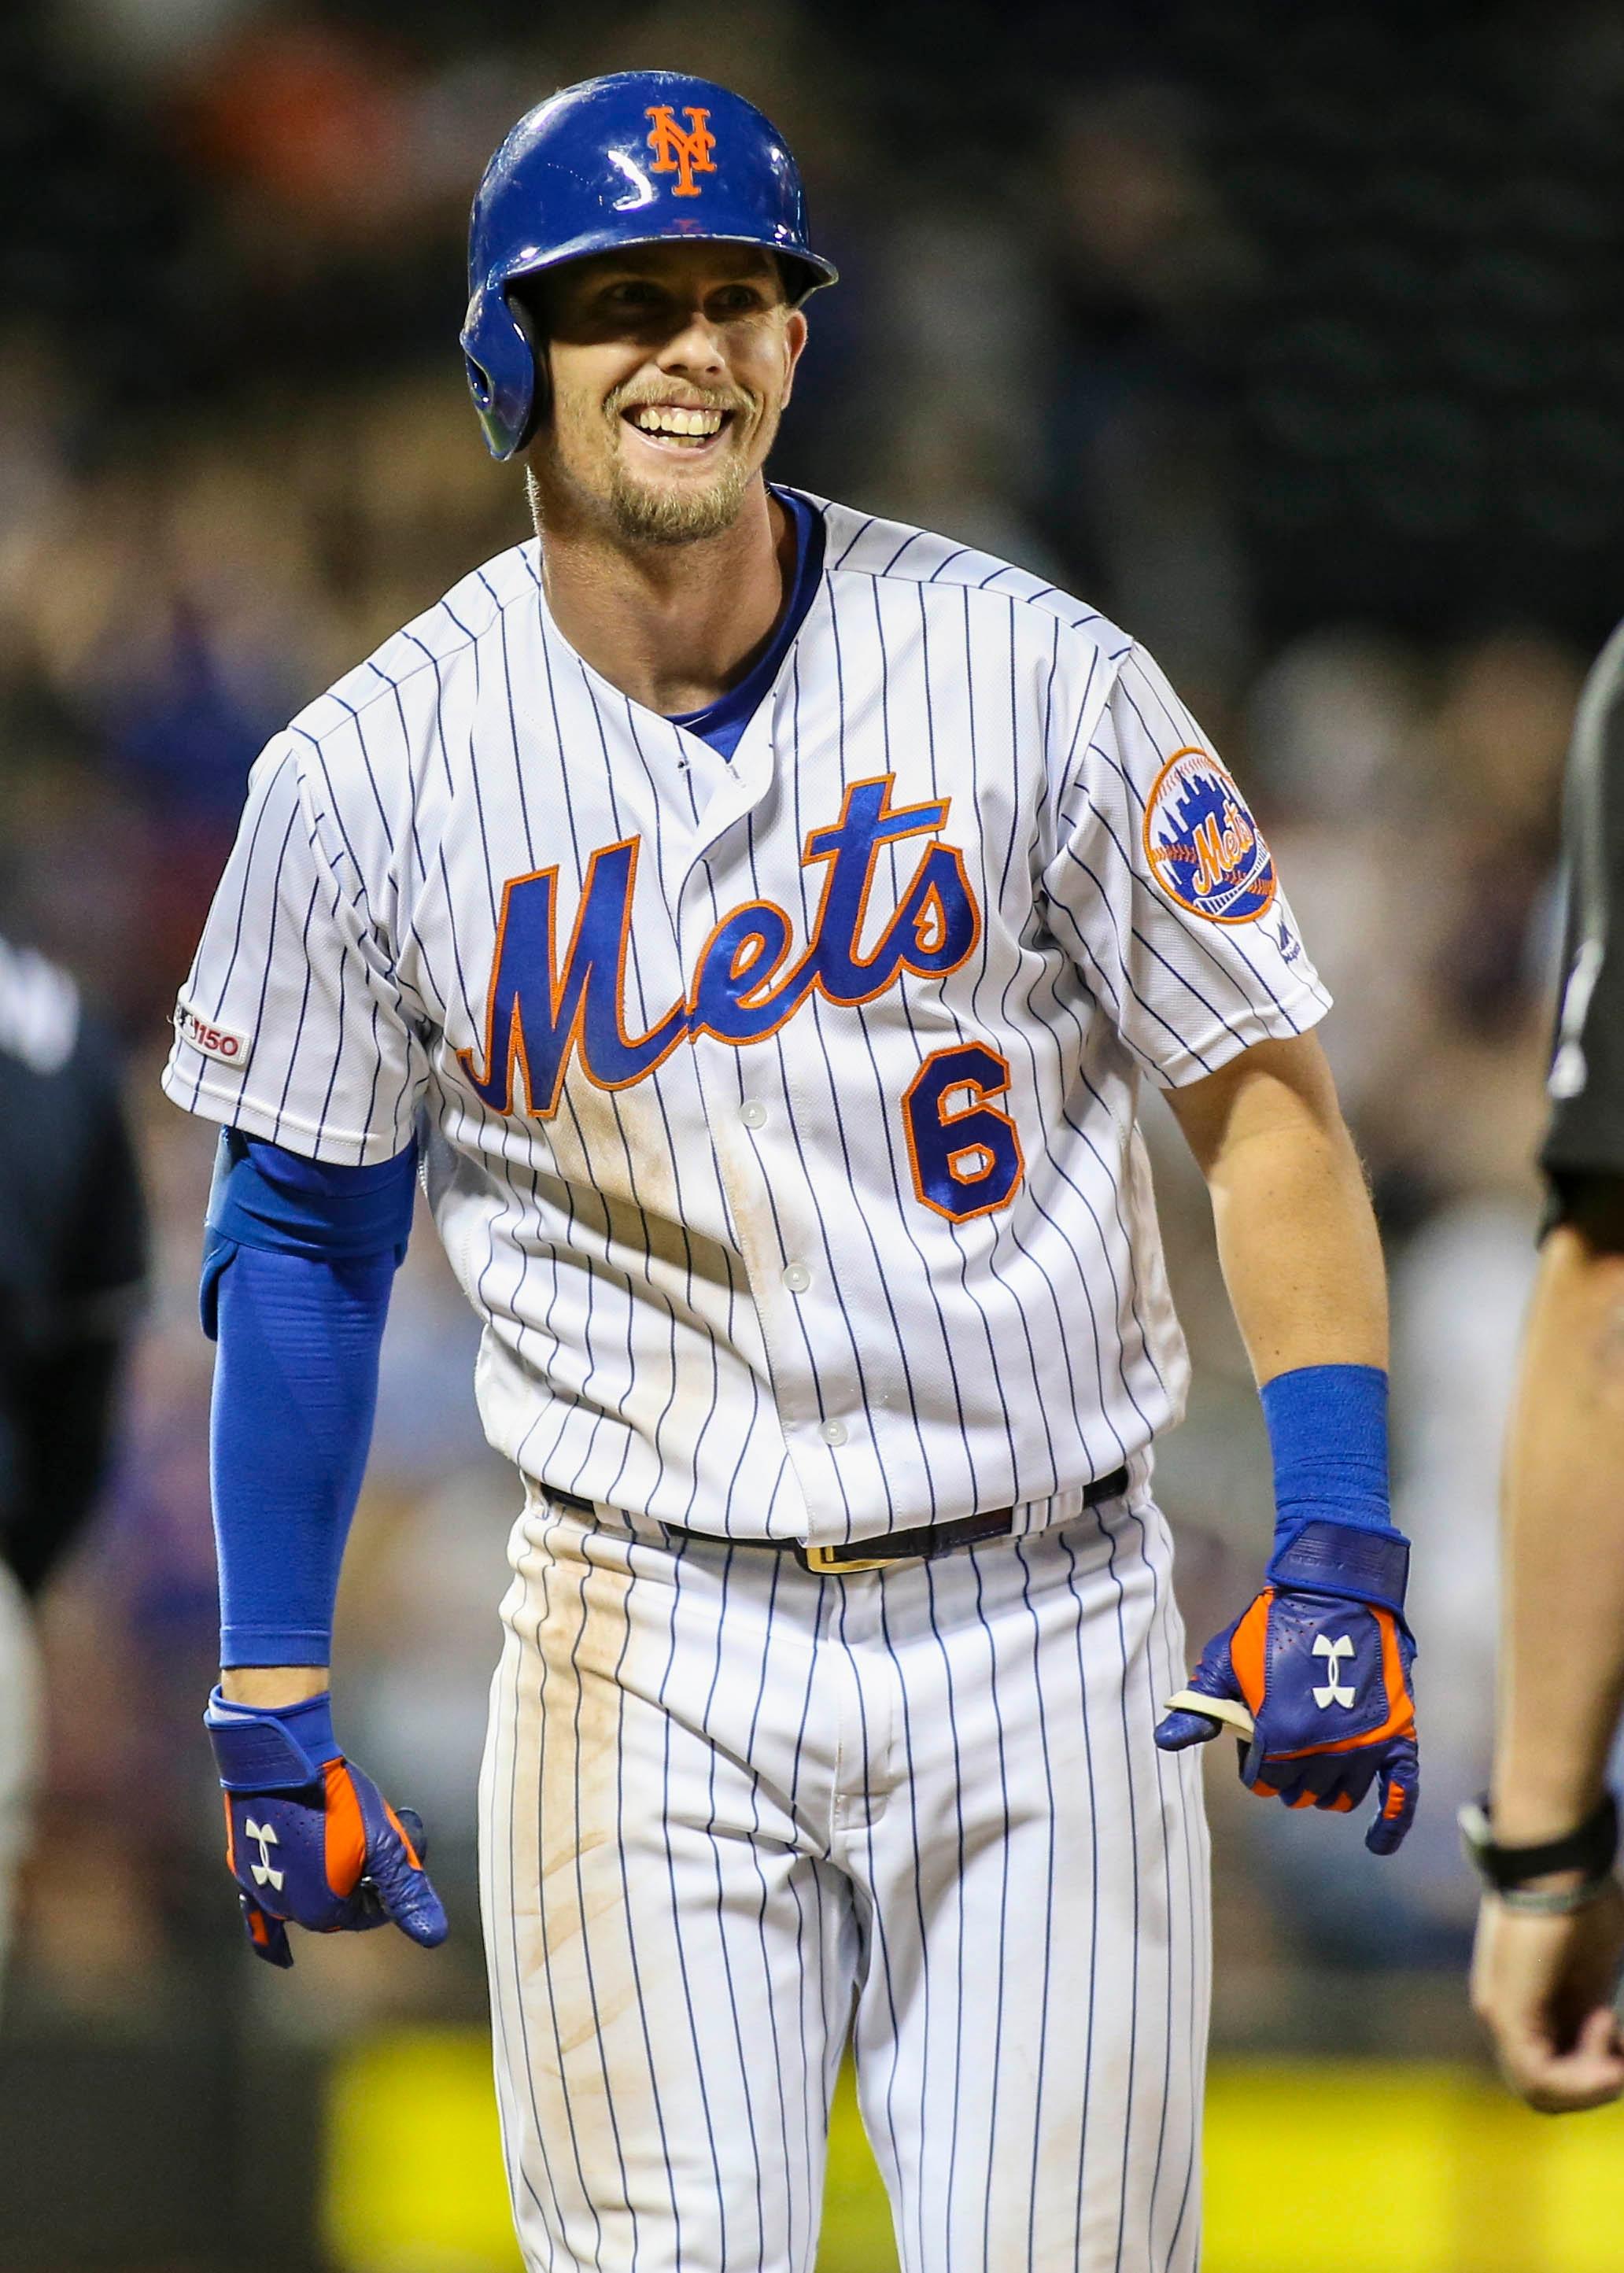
top-left (1471, 1884), bottom-right (1624, 2112)
top-left (1153, 1522), bottom-right (1418, 1854)
top-left (205, 1688), bottom-right (448, 1968)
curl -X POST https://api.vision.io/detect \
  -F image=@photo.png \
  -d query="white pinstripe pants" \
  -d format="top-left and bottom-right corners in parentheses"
top-left (478, 1485), bottom-right (1209, 2273)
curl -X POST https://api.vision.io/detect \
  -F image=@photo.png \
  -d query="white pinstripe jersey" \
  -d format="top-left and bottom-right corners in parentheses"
top-left (162, 494), bottom-right (1330, 1549)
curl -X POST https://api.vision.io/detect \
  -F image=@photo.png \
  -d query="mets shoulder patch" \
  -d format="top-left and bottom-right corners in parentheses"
top-left (1142, 747), bottom-right (1276, 924)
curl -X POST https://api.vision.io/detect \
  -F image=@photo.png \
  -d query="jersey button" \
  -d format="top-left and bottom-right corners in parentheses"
top-left (781, 1261), bottom-right (812, 1293)
top-left (819, 1419), bottom-right (847, 1447)
top-left (740, 1100), bottom-right (767, 1129)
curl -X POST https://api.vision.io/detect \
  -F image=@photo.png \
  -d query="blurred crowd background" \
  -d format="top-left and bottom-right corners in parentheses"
top-left (2, 0), bottom-right (1621, 2264)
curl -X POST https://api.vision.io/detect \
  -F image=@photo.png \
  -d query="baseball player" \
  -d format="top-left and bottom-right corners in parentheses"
top-left (0, 932), bottom-right (147, 2010)
top-left (1467, 622), bottom-right (1624, 2112)
top-left (164, 74), bottom-right (1419, 2271)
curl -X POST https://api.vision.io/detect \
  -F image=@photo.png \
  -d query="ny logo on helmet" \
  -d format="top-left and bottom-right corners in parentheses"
top-left (645, 105), bottom-right (717, 197)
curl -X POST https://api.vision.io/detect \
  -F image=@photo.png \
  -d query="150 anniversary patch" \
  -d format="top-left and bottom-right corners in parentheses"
top-left (1142, 746), bottom-right (1276, 924)
top-left (174, 1000), bottom-right (253, 1068)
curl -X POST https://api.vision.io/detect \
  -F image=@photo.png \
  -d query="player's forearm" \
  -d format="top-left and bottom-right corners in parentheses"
top-left (1156, 1046), bottom-right (1415, 1851)
top-left (1212, 1116), bottom-right (1387, 1381)
top-left (1170, 1035), bottom-right (1387, 1380)
top-left (210, 1240), bottom-right (391, 1668)
top-left (1493, 1222), bottom-right (1624, 1842)
top-left (203, 1133), bottom-right (414, 1678)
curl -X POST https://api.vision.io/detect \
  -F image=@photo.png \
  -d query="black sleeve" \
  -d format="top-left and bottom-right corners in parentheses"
top-left (6, 1341), bottom-right (131, 1596)
top-left (1543, 620), bottom-right (1624, 1188)
top-left (53, 1024), bottom-right (149, 1317)
top-left (1, 1013), bottom-right (148, 1594)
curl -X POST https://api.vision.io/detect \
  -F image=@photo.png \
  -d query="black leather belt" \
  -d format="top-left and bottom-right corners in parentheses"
top-left (571, 1464), bottom-right (1131, 1576)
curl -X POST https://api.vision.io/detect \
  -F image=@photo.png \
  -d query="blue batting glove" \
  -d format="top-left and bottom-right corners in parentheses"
top-left (1154, 1520), bottom-right (1419, 1857)
top-left (205, 1688), bottom-right (449, 1968)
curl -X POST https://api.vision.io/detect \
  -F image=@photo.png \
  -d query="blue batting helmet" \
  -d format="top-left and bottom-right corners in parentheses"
top-left (460, 72), bottom-right (839, 461)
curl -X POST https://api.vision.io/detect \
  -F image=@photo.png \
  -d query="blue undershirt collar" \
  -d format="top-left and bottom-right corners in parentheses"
top-left (668, 487), bottom-right (825, 760)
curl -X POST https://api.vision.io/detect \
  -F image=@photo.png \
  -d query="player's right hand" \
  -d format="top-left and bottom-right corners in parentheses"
top-left (205, 1688), bottom-right (448, 1969)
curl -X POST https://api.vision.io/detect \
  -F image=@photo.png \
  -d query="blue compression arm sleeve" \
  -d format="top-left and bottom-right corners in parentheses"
top-left (204, 1134), bottom-right (416, 1667)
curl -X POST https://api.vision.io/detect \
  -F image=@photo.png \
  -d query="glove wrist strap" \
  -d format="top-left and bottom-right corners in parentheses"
top-left (1266, 1518), bottom-right (1409, 1613)
top-left (205, 1686), bottom-right (338, 1789)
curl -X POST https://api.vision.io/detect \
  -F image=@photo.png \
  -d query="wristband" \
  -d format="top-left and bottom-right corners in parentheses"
top-left (1488, 1877), bottom-right (1617, 1918)
top-left (1260, 1363), bottom-right (1392, 1546)
top-left (1459, 1791), bottom-right (1618, 1896)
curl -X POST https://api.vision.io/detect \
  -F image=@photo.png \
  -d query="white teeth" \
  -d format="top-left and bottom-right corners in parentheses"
top-left (630, 405), bottom-right (725, 437)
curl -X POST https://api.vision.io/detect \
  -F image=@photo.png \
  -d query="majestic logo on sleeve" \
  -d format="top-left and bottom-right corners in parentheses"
top-left (458, 776), bottom-right (980, 1117)
top-left (645, 105), bottom-right (717, 197)
top-left (1143, 747), bottom-right (1276, 924)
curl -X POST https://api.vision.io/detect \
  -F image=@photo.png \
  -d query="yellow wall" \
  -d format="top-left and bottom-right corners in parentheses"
top-left (325, 2031), bottom-right (1624, 2273)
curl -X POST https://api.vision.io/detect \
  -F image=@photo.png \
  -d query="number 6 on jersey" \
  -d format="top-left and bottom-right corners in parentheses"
top-left (902, 1043), bottom-right (1024, 1221)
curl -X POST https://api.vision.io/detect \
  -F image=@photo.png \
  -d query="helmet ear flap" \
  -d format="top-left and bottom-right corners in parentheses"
top-left (460, 279), bottom-right (544, 461)
top-left (507, 282), bottom-right (550, 429)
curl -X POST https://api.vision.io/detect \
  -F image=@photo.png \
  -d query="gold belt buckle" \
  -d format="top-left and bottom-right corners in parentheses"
top-left (799, 1541), bottom-right (902, 1575)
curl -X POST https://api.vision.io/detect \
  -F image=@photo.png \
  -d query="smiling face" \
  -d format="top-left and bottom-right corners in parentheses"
top-left (521, 241), bottom-right (808, 547)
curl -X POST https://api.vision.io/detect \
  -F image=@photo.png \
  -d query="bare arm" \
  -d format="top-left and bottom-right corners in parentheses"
top-left (1162, 1031), bottom-right (1387, 1380)
top-left (1470, 1179), bottom-right (1624, 2115)
top-left (1493, 1194), bottom-right (1624, 1843)
top-left (1152, 1031), bottom-right (1417, 1847)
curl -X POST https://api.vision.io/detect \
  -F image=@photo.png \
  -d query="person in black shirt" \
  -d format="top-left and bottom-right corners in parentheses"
top-left (0, 934), bottom-right (146, 2007)
top-left (1470, 624), bottom-right (1624, 2109)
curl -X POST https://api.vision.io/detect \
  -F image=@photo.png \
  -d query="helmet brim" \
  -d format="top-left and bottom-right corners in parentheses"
top-left (494, 227), bottom-right (838, 308)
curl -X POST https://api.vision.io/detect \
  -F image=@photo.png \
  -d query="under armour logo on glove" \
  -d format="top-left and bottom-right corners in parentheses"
top-left (1312, 1634), bottom-right (1356, 1709)
top-left (1153, 1520), bottom-right (1419, 1855)
top-left (244, 1818), bottom-right (285, 1891)
top-left (206, 1689), bottom-right (448, 1970)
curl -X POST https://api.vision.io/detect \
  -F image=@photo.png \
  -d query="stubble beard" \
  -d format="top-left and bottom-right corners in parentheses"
top-left (533, 391), bottom-right (781, 549)
top-left (603, 446), bottom-right (755, 546)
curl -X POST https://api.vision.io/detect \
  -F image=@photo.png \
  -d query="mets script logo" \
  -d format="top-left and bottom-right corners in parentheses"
top-left (459, 777), bottom-right (980, 1118)
top-left (1142, 747), bottom-right (1275, 924)
top-left (645, 105), bottom-right (717, 197)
